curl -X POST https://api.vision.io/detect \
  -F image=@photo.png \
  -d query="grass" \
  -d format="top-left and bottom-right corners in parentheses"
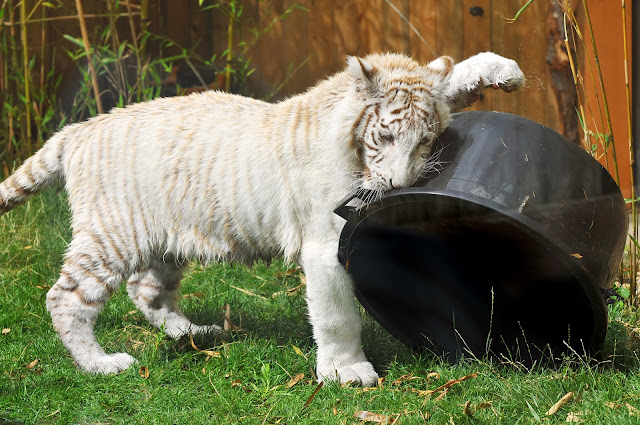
top-left (2, 192), bottom-right (640, 424)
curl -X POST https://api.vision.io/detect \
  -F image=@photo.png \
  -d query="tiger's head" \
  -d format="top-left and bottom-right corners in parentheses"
top-left (348, 53), bottom-right (453, 203)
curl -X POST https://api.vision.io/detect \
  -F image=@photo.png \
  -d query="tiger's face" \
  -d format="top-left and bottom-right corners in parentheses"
top-left (348, 53), bottom-right (454, 201)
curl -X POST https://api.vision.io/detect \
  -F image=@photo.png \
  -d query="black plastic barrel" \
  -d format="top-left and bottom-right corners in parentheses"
top-left (336, 111), bottom-right (627, 363)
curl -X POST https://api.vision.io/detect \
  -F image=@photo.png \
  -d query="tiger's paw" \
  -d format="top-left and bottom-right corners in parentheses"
top-left (79, 352), bottom-right (138, 374)
top-left (446, 51), bottom-right (525, 109)
top-left (317, 361), bottom-right (379, 387)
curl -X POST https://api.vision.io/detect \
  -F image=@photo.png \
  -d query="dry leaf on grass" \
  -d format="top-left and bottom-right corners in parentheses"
top-left (292, 345), bottom-right (308, 359)
top-left (139, 366), bottom-right (149, 378)
top-left (420, 372), bottom-right (479, 398)
top-left (546, 391), bottom-right (574, 415)
top-left (285, 373), bottom-right (305, 389)
top-left (626, 403), bottom-right (640, 416)
top-left (189, 332), bottom-right (221, 358)
top-left (606, 401), bottom-right (640, 416)
top-left (462, 400), bottom-right (494, 417)
top-left (476, 401), bottom-right (493, 410)
top-left (2, 328), bottom-right (9, 335)
top-left (566, 411), bottom-right (585, 423)
top-left (182, 292), bottom-right (205, 299)
top-left (463, 401), bottom-right (473, 416)
top-left (353, 410), bottom-right (396, 424)
top-left (26, 358), bottom-right (38, 369)
top-left (223, 304), bottom-right (241, 332)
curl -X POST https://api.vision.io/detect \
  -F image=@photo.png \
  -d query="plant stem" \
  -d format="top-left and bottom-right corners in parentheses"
top-left (582, 0), bottom-right (619, 185)
top-left (20, 0), bottom-right (32, 156)
top-left (226, 7), bottom-right (234, 92)
top-left (139, 0), bottom-right (149, 65)
top-left (621, 0), bottom-right (636, 305)
top-left (126, 0), bottom-right (142, 101)
top-left (74, 0), bottom-right (104, 114)
top-left (38, 1), bottom-right (46, 147)
top-left (106, 0), bottom-right (128, 102)
top-left (1, 11), bottom-right (141, 26)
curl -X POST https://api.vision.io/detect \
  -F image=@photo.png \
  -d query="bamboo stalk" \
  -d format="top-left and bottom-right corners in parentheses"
top-left (20, 0), bottom-right (32, 156)
top-left (562, 9), bottom-right (588, 152)
top-left (621, 0), bottom-right (637, 305)
top-left (582, 0), bottom-right (620, 185)
top-left (1, 11), bottom-right (141, 26)
top-left (9, 2), bottom-right (18, 161)
top-left (225, 9), bottom-right (234, 92)
top-left (106, 0), bottom-right (128, 101)
top-left (139, 0), bottom-right (149, 65)
top-left (126, 0), bottom-right (143, 101)
top-left (38, 1), bottom-right (45, 146)
top-left (74, 0), bottom-right (103, 115)
top-left (565, 4), bottom-right (608, 165)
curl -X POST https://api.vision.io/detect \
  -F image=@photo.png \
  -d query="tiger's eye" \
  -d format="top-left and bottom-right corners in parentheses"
top-left (382, 134), bottom-right (394, 144)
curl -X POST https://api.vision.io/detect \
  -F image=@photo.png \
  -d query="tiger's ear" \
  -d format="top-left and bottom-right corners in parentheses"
top-left (347, 56), bottom-right (379, 93)
top-left (426, 55), bottom-right (454, 88)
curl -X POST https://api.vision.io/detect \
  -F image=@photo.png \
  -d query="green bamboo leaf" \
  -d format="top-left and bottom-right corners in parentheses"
top-left (62, 34), bottom-right (85, 48)
top-left (507, 0), bottom-right (535, 23)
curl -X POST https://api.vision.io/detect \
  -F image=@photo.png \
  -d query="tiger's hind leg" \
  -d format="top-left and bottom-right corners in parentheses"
top-left (126, 257), bottom-right (222, 339)
top-left (46, 246), bottom-right (136, 374)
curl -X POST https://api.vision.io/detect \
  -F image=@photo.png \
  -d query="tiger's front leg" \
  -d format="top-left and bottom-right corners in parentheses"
top-left (300, 239), bottom-right (379, 387)
top-left (444, 51), bottom-right (526, 111)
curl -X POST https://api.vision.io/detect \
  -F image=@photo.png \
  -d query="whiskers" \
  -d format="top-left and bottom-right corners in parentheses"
top-left (347, 170), bottom-right (387, 208)
top-left (354, 185), bottom-right (385, 207)
top-left (420, 142), bottom-right (448, 178)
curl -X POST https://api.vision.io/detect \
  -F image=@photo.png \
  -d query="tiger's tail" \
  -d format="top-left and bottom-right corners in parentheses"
top-left (0, 129), bottom-right (69, 216)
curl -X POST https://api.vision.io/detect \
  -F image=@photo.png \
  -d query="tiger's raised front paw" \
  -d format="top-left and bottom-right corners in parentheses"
top-left (317, 361), bottom-right (379, 387)
top-left (446, 51), bottom-right (525, 110)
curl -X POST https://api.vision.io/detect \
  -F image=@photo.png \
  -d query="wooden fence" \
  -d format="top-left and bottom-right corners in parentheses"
top-left (2, 0), bottom-right (634, 194)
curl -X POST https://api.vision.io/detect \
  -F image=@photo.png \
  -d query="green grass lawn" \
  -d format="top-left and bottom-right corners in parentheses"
top-left (2, 190), bottom-right (640, 424)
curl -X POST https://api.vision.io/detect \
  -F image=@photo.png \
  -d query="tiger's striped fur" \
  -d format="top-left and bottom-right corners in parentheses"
top-left (0, 52), bottom-right (524, 385)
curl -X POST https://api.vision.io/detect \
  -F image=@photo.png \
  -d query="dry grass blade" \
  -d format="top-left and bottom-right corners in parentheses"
top-left (285, 373), bottom-right (304, 389)
top-left (353, 410), bottom-right (396, 424)
top-left (566, 411), bottom-right (585, 423)
top-left (434, 372), bottom-right (479, 393)
top-left (223, 303), bottom-right (241, 332)
top-left (222, 279), bottom-right (268, 301)
top-left (392, 374), bottom-right (416, 386)
top-left (43, 409), bottom-right (60, 418)
top-left (302, 381), bottom-right (323, 410)
top-left (626, 403), bottom-right (640, 416)
top-left (463, 401), bottom-right (473, 416)
top-left (546, 391), bottom-right (574, 415)
top-left (189, 332), bottom-right (221, 358)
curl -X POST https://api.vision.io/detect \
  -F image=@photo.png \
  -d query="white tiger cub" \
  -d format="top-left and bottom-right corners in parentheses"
top-left (0, 51), bottom-right (524, 386)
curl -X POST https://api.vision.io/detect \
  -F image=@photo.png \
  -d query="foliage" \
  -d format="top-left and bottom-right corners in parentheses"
top-left (3, 192), bottom-right (640, 423)
top-left (0, 0), bottom-right (308, 177)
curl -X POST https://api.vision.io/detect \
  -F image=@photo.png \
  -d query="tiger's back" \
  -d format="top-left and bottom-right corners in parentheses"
top-left (61, 88), bottom-right (344, 271)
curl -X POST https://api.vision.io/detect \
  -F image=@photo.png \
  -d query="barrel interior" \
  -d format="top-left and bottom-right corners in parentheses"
top-left (346, 196), bottom-right (601, 364)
